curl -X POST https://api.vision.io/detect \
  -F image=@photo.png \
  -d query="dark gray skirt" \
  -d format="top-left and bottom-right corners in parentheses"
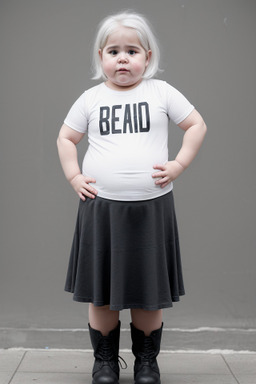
top-left (65, 191), bottom-right (185, 310)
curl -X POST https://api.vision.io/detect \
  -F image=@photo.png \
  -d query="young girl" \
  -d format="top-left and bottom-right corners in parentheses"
top-left (57, 11), bottom-right (206, 384)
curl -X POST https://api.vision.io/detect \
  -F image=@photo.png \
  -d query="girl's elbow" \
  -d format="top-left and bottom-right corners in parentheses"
top-left (56, 135), bottom-right (61, 149)
top-left (56, 135), bottom-right (66, 151)
top-left (201, 120), bottom-right (207, 137)
top-left (203, 122), bottom-right (207, 134)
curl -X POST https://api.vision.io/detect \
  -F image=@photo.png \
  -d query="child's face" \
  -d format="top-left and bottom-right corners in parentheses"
top-left (99, 26), bottom-right (151, 91)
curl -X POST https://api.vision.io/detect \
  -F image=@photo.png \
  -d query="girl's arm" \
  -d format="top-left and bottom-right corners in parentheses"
top-left (152, 109), bottom-right (207, 188)
top-left (57, 124), bottom-right (97, 200)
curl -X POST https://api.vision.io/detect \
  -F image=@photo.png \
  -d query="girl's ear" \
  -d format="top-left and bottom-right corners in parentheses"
top-left (98, 49), bottom-right (103, 61)
top-left (146, 50), bottom-right (152, 67)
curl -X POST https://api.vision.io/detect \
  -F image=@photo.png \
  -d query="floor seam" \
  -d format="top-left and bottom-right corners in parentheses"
top-left (3, 348), bottom-right (256, 354)
top-left (8, 351), bottom-right (27, 384)
top-left (221, 354), bottom-right (240, 384)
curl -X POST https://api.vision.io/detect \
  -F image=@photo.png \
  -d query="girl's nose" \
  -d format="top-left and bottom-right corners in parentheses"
top-left (118, 53), bottom-right (128, 63)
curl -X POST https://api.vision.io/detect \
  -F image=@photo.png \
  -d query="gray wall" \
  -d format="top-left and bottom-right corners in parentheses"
top-left (1, 0), bottom-right (255, 333)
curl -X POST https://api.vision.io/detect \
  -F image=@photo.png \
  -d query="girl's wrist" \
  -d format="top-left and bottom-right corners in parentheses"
top-left (69, 173), bottom-right (82, 184)
top-left (174, 159), bottom-right (186, 171)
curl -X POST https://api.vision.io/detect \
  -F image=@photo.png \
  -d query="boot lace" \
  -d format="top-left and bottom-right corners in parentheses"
top-left (139, 337), bottom-right (155, 361)
top-left (97, 338), bottom-right (127, 369)
top-left (118, 355), bottom-right (128, 370)
top-left (98, 337), bottom-right (114, 361)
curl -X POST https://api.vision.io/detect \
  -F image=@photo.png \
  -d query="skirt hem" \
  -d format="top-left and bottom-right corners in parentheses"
top-left (64, 288), bottom-right (185, 311)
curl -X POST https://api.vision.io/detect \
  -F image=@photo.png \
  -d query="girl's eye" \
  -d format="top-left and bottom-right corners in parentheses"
top-left (109, 50), bottom-right (118, 56)
top-left (128, 50), bottom-right (136, 56)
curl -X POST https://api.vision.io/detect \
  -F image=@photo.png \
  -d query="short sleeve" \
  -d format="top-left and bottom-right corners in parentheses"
top-left (164, 82), bottom-right (194, 125)
top-left (64, 92), bottom-right (88, 133)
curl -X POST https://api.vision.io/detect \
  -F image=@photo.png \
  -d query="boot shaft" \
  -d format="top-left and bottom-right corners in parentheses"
top-left (89, 321), bottom-right (121, 361)
top-left (130, 323), bottom-right (163, 359)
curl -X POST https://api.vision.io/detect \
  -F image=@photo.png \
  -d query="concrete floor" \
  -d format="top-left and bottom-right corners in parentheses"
top-left (1, 349), bottom-right (256, 384)
top-left (1, 325), bottom-right (256, 384)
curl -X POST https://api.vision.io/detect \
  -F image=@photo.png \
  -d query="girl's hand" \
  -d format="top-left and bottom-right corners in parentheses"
top-left (70, 174), bottom-right (98, 201)
top-left (152, 161), bottom-right (185, 188)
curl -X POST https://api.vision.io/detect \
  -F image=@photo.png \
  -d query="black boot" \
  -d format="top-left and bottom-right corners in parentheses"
top-left (130, 322), bottom-right (163, 384)
top-left (89, 321), bottom-right (120, 384)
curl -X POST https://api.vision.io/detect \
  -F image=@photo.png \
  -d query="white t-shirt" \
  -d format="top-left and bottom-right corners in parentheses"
top-left (64, 79), bottom-right (194, 201)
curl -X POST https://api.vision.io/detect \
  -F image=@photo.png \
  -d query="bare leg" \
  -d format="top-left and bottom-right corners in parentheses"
top-left (130, 308), bottom-right (163, 336)
top-left (89, 303), bottom-right (120, 336)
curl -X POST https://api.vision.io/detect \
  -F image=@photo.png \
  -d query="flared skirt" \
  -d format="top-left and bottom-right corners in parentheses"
top-left (65, 191), bottom-right (185, 310)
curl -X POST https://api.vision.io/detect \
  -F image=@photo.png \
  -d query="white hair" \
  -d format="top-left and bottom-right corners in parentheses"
top-left (92, 11), bottom-right (161, 80)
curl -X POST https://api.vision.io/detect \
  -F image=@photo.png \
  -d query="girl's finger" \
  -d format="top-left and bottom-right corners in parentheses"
top-left (153, 164), bottom-right (165, 171)
top-left (152, 171), bottom-right (166, 178)
top-left (82, 182), bottom-right (98, 195)
top-left (78, 192), bottom-right (86, 201)
top-left (155, 176), bottom-right (168, 185)
top-left (84, 186), bottom-right (97, 195)
top-left (159, 179), bottom-right (170, 188)
top-left (84, 177), bottom-right (96, 184)
top-left (82, 188), bottom-right (96, 199)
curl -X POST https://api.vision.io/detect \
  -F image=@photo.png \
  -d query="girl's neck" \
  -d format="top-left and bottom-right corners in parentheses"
top-left (104, 78), bottom-right (144, 92)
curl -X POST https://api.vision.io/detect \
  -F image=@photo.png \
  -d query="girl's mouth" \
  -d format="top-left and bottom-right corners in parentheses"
top-left (118, 68), bottom-right (129, 72)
